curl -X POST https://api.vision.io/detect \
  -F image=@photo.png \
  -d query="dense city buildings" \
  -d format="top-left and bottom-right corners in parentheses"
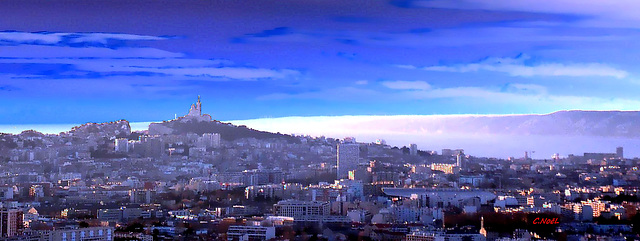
top-left (0, 98), bottom-right (639, 240)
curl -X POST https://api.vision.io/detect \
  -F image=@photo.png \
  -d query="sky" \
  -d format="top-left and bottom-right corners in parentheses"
top-left (1, 0), bottom-right (640, 125)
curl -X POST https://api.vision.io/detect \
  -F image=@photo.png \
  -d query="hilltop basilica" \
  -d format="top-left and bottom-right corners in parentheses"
top-left (180, 96), bottom-right (212, 122)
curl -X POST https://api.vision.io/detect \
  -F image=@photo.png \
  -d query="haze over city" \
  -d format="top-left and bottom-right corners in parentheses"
top-left (1, 1), bottom-right (640, 241)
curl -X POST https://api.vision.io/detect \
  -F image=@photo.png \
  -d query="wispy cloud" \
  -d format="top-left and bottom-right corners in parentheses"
top-left (0, 31), bottom-right (167, 46)
top-left (261, 81), bottom-right (640, 112)
top-left (401, 0), bottom-right (640, 28)
top-left (0, 31), bottom-right (299, 82)
top-left (390, 84), bottom-right (640, 111)
top-left (381, 80), bottom-right (431, 90)
top-left (69, 33), bottom-right (168, 44)
top-left (248, 27), bottom-right (293, 38)
top-left (258, 87), bottom-right (379, 101)
top-left (503, 83), bottom-right (548, 95)
top-left (400, 55), bottom-right (629, 79)
top-left (0, 45), bottom-right (183, 59)
top-left (0, 32), bottom-right (65, 45)
top-left (0, 85), bottom-right (18, 92)
top-left (231, 25), bottom-right (629, 53)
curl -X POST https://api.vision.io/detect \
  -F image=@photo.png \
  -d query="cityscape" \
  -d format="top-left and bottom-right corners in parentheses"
top-left (0, 97), bottom-right (638, 241)
top-left (2, 1), bottom-right (640, 241)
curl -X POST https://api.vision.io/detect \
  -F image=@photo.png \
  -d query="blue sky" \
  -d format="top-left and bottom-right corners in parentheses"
top-left (1, 0), bottom-right (640, 125)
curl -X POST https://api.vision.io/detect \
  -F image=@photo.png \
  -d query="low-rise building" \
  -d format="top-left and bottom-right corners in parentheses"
top-left (227, 225), bottom-right (275, 241)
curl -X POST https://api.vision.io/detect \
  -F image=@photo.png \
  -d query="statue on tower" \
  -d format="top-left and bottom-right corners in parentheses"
top-left (197, 95), bottom-right (201, 111)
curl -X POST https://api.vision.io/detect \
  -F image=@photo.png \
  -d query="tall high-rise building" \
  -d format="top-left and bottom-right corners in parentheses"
top-left (616, 147), bottom-right (623, 159)
top-left (456, 153), bottom-right (464, 168)
top-left (145, 137), bottom-right (164, 158)
top-left (114, 138), bottom-right (129, 152)
top-left (199, 133), bottom-right (221, 148)
top-left (410, 144), bottom-right (418, 156)
top-left (0, 208), bottom-right (23, 237)
top-left (337, 139), bottom-right (360, 179)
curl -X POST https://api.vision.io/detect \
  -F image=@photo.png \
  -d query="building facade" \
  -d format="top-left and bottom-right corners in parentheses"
top-left (273, 200), bottom-right (330, 221)
top-left (0, 209), bottom-right (23, 238)
top-left (227, 225), bottom-right (275, 241)
top-left (337, 141), bottom-right (360, 179)
top-left (49, 227), bottom-right (114, 241)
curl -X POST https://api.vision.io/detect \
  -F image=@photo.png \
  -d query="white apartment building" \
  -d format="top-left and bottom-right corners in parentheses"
top-left (273, 200), bottom-right (330, 221)
top-left (227, 225), bottom-right (275, 241)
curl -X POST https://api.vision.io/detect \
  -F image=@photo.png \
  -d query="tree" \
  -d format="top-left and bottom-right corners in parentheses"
top-left (124, 222), bottom-right (144, 233)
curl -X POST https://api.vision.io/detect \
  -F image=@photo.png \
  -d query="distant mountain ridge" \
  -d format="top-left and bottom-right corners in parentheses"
top-left (231, 110), bottom-right (640, 138)
top-left (400, 110), bottom-right (640, 137)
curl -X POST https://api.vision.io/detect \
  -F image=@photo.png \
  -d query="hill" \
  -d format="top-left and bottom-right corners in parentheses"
top-left (148, 119), bottom-right (299, 142)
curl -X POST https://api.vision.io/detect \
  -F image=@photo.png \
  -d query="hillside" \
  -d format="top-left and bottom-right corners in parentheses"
top-left (69, 120), bottom-right (132, 137)
top-left (148, 119), bottom-right (299, 142)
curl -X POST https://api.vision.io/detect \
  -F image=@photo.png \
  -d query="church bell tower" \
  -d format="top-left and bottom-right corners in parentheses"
top-left (196, 95), bottom-right (202, 115)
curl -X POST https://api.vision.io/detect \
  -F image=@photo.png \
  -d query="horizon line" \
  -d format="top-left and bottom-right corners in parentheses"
top-left (1, 109), bottom-right (638, 135)
top-left (3, 108), bottom-right (639, 126)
